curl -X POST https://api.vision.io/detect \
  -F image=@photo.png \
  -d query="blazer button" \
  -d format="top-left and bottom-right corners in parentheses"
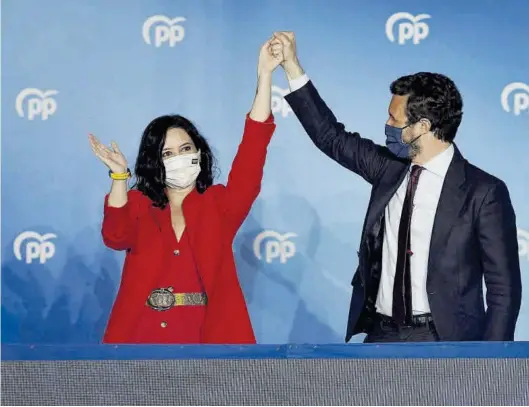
top-left (173, 249), bottom-right (180, 256)
top-left (161, 321), bottom-right (167, 328)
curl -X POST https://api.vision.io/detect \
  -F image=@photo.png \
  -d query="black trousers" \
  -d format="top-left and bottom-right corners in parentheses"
top-left (364, 313), bottom-right (440, 343)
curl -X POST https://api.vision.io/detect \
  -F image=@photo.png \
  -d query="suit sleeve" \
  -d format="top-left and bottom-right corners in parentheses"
top-left (101, 191), bottom-right (140, 251)
top-left (284, 80), bottom-right (391, 185)
top-left (222, 113), bottom-right (276, 229)
top-left (478, 181), bottom-right (522, 341)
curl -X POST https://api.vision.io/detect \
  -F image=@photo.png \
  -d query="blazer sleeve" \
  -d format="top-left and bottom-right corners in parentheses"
top-left (284, 80), bottom-right (391, 185)
top-left (477, 181), bottom-right (522, 341)
top-left (221, 113), bottom-right (276, 228)
top-left (101, 190), bottom-right (142, 251)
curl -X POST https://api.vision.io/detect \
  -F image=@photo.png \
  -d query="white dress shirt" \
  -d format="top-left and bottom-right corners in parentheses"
top-left (377, 148), bottom-right (454, 315)
top-left (286, 73), bottom-right (455, 316)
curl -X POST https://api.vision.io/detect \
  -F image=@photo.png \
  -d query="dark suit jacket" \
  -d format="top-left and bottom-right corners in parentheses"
top-left (285, 80), bottom-right (522, 342)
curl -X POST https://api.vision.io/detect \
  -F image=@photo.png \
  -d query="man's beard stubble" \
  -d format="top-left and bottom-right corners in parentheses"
top-left (408, 140), bottom-right (422, 160)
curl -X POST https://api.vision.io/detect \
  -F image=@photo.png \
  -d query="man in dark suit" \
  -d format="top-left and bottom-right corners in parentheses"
top-left (272, 32), bottom-right (522, 342)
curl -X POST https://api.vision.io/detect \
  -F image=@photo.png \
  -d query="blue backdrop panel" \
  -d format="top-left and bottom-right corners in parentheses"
top-left (2, 0), bottom-right (528, 344)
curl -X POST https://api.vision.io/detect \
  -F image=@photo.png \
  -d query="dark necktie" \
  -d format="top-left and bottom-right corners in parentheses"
top-left (392, 165), bottom-right (424, 325)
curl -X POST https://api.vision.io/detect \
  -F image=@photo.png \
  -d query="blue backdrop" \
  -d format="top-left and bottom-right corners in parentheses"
top-left (2, 0), bottom-right (528, 344)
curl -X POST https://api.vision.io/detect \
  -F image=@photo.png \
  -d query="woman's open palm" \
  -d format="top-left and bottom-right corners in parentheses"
top-left (88, 134), bottom-right (128, 174)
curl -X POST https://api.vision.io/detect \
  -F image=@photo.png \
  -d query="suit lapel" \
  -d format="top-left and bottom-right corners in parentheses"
top-left (427, 146), bottom-right (468, 272)
top-left (182, 189), bottom-right (216, 292)
top-left (144, 189), bottom-right (203, 290)
top-left (181, 188), bottom-right (201, 239)
top-left (150, 204), bottom-right (171, 240)
top-left (143, 204), bottom-right (172, 293)
top-left (365, 161), bottom-right (409, 237)
top-left (149, 189), bottom-right (201, 244)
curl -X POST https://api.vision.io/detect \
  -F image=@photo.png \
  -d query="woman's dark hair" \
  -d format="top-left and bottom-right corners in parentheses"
top-left (390, 72), bottom-right (464, 143)
top-left (132, 115), bottom-right (217, 208)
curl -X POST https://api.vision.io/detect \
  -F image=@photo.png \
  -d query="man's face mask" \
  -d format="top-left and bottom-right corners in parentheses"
top-left (385, 123), bottom-right (424, 159)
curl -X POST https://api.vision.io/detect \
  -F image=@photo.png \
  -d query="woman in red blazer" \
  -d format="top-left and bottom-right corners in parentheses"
top-left (88, 39), bottom-right (282, 344)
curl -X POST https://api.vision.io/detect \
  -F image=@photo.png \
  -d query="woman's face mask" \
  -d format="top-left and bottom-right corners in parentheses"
top-left (163, 150), bottom-right (201, 189)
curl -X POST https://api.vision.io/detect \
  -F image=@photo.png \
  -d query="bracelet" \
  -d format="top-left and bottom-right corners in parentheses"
top-left (109, 168), bottom-right (131, 180)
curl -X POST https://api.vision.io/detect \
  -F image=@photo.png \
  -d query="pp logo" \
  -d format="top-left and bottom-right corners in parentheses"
top-left (142, 15), bottom-right (186, 47)
top-left (386, 12), bottom-right (431, 45)
top-left (253, 230), bottom-right (297, 264)
top-left (501, 83), bottom-right (529, 116)
top-left (13, 231), bottom-right (57, 264)
top-left (16, 88), bottom-right (58, 120)
top-left (272, 86), bottom-right (293, 118)
top-left (518, 228), bottom-right (529, 262)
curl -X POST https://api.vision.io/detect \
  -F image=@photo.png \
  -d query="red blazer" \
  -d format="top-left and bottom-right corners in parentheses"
top-left (101, 114), bottom-right (276, 344)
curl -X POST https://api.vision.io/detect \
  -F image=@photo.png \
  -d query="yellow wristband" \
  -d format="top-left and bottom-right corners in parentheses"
top-left (109, 169), bottom-right (131, 180)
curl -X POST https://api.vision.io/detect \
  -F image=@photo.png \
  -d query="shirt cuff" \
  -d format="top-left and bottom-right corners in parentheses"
top-left (288, 74), bottom-right (310, 93)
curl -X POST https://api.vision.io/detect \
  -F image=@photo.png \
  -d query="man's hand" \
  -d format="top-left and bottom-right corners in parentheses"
top-left (272, 31), bottom-right (304, 80)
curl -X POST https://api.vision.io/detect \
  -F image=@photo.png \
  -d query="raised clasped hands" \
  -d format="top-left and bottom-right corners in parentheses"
top-left (258, 32), bottom-right (298, 74)
top-left (270, 31), bottom-right (304, 80)
top-left (272, 32), bottom-right (296, 65)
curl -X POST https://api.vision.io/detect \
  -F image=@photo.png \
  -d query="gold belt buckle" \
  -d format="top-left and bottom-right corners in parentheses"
top-left (146, 288), bottom-right (175, 311)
